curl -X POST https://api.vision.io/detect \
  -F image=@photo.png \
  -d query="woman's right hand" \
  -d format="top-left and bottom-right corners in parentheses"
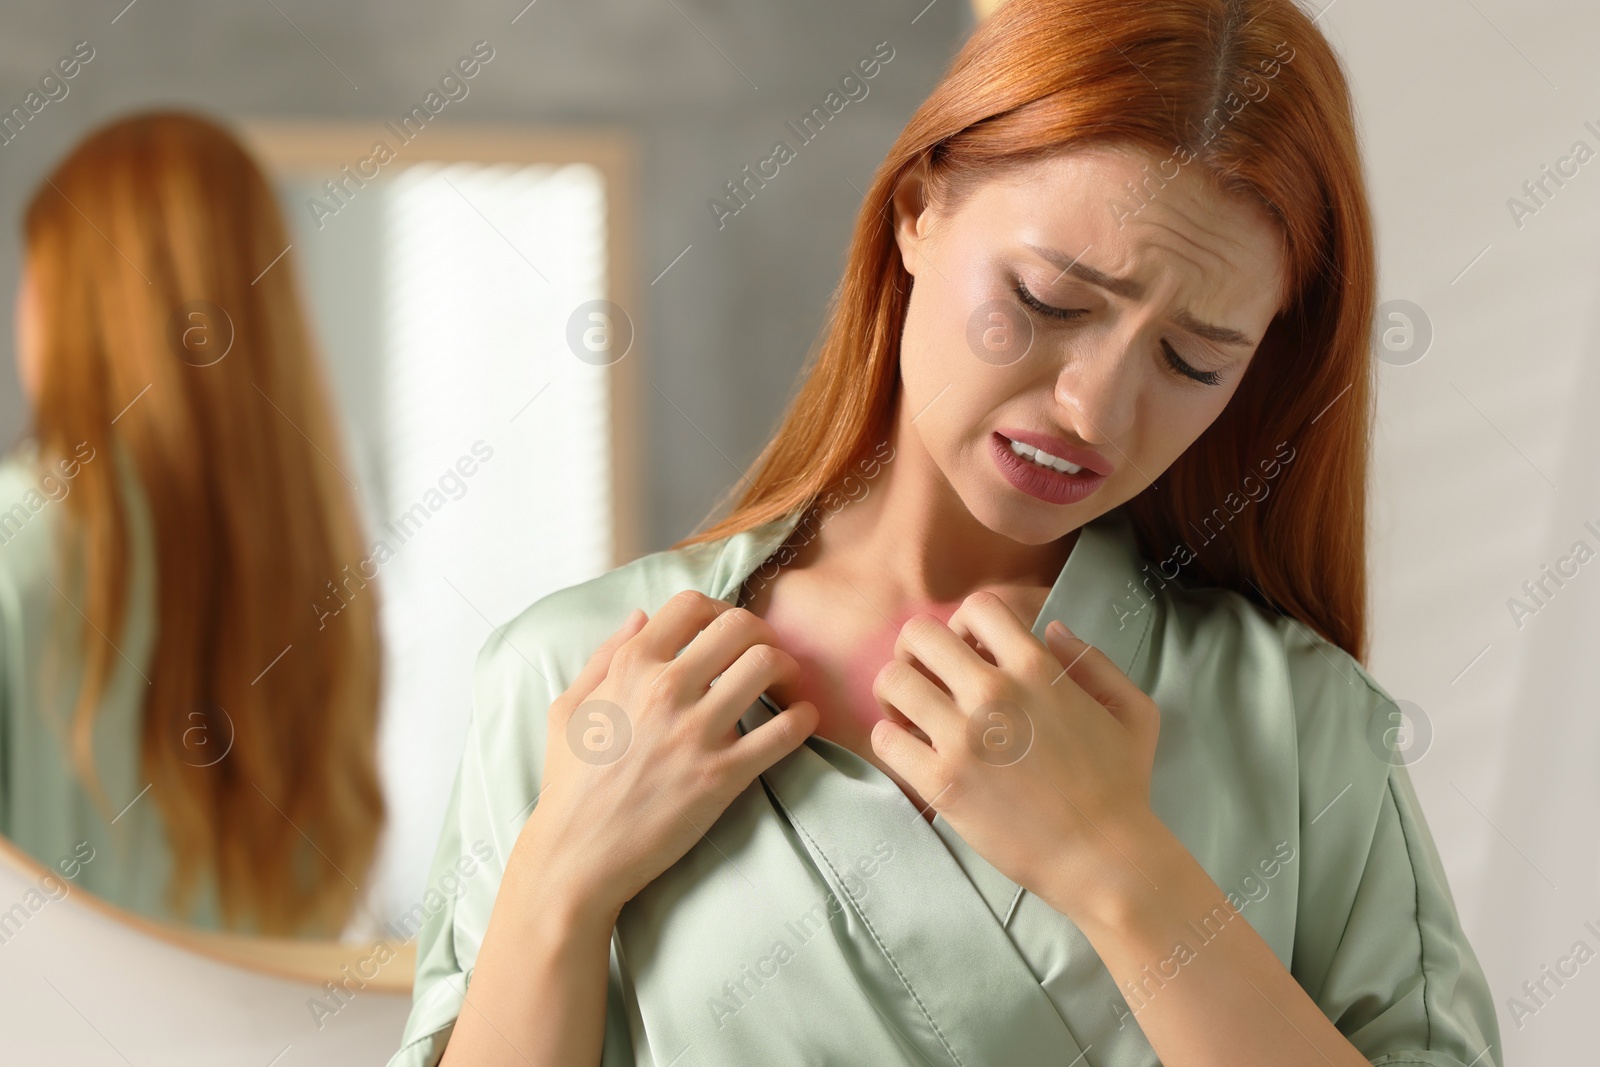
top-left (519, 589), bottom-right (819, 919)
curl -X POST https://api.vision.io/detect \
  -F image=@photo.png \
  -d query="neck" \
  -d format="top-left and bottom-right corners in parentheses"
top-left (804, 409), bottom-right (1078, 615)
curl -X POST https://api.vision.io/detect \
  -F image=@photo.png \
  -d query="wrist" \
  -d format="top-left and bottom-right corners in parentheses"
top-left (1043, 808), bottom-right (1199, 940)
top-left (509, 807), bottom-right (627, 933)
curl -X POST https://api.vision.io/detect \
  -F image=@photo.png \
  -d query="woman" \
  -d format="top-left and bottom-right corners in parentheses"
top-left (394, 1), bottom-right (1500, 1064)
top-left (0, 110), bottom-right (384, 937)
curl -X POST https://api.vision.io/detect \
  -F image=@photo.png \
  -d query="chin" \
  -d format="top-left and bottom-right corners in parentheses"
top-left (961, 482), bottom-right (1085, 546)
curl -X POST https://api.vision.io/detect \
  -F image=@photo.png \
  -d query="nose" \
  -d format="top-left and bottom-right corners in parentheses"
top-left (1054, 339), bottom-right (1137, 445)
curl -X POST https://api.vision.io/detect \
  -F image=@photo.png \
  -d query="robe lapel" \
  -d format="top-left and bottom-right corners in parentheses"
top-left (739, 693), bottom-right (1088, 1065)
top-left (708, 503), bottom-right (1156, 1065)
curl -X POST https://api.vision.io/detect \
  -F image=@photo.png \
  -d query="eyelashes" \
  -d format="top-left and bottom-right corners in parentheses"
top-left (1009, 279), bottom-right (1225, 387)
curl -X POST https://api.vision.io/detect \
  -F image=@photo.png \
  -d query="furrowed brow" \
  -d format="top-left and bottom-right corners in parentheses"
top-left (1025, 242), bottom-right (1259, 349)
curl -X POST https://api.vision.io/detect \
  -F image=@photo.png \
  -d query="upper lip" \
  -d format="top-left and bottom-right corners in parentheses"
top-left (995, 428), bottom-right (1115, 477)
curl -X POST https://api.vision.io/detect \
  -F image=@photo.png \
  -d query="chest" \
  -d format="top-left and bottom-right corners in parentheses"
top-left (737, 570), bottom-right (1050, 822)
top-left (736, 569), bottom-right (928, 810)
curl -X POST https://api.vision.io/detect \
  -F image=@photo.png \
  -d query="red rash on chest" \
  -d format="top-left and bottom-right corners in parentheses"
top-left (820, 598), bottom-right (966, 739)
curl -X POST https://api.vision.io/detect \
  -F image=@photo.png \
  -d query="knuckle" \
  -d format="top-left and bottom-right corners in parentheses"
top-left (762, 711), bottom-right (796, 752)
top-left (692, 752), bottom-right (729, 796)
top-left (900, 613), bottom-right (941, 644)
top-left (743, 642), bottom-right (782, 674)
top-left (715, 605), bottom-right (755, 632)
top-left (1019, 644), bottom-right (1055, 676)
top-left (927, 767), bottom-right (958, 803)
top-left (677, 589), bottom-right (722, 625)
top-left (876, 658), bottom-right (911, 692)
top-left (667, 588), bottom-right (704, 612)
top-left (970, 674), bottom-right (1011, 708)
top-left (610, 638), bottom-right (646, 677)
top-left (643, 666), bottom-right (680, 707)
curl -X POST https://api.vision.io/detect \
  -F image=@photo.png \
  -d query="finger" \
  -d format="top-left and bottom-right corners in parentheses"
top-left (879, 700), bottom-right (931, 747)
top-left (628, 589), bottom-right (732, 667)
top-left (944, 590), bottom-right (1043, 673)
top-left (868, 717), bottom-right (941, 802)
top-left (1044, 620), bottom-right (1156, 741)
top-left (872, 656), bottom-right (962, 749)
top-left (726, 699), bottom-right (820, 780)
top-left (699, 641), bottom-right (804, 734)
top-left (549, 607), bottom-right (648, 729)
top-left (670, 604), bottom-right (791, 700)
top-left (893, 611), bottom-right (998, 713)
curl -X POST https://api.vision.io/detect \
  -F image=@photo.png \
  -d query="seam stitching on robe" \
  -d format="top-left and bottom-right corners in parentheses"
top-left (1001, 884), bottom-right (1024, 927)
top-left (1125, 584), bottom-right (1156, 679)
top-left (1388, 771), bottom-right (1434, 1051)
top-left (768, 787), bottom-right (966, 1067)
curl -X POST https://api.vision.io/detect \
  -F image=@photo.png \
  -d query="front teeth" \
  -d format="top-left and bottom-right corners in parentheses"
top-left (1007, 436), bottom-right (1084, 474)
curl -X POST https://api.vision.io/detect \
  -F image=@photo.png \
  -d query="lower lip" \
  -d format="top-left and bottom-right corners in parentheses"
top-left (989, 432), bottom-right (1108, 506)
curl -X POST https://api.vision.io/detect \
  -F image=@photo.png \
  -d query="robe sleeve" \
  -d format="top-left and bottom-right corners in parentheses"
top-left (1279, 617), bottom-right (1502, 1067)
top-left (385, 611), bottom-right (639, 1067)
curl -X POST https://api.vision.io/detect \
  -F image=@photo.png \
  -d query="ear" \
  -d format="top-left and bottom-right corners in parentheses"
top-left (889, 154), bottom-right (937, 280)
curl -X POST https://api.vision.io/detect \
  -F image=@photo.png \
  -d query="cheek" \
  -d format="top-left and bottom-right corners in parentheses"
top-left (898, 280), bottom-right (1010, 435)
top-left (1142, 388), bottom-right (1236, 467)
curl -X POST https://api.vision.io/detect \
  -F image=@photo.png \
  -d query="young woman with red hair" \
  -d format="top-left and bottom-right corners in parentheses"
top-left (395, 1), bottom-right (1500, 1064)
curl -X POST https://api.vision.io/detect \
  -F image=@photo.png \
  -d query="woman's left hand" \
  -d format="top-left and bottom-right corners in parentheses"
top-left (869, 590), bottom-right (1163, 920)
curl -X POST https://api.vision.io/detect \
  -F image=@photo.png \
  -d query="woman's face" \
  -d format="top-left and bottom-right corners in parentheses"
top-left (890, 141), bottom-right (1288, 545)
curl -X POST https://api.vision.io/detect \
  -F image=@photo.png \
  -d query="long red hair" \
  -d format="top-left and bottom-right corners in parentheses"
top-left (674, 0), bottom-right (1377, 662)
top-left (23, 110), bottom-right (384, 935)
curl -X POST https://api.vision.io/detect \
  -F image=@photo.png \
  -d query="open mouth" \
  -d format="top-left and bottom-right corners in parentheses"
top-left (1003, 434), bottom-right (1085, 474)
top-left (989, 432), bottom-right (1107, 506)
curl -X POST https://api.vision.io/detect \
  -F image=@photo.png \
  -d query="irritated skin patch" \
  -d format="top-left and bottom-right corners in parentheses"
top-left (823, 597), bottom-right (993, 746)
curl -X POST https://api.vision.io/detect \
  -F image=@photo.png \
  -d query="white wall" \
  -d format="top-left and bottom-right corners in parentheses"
top-left (1334, 1), bottom-right (1600, 1060)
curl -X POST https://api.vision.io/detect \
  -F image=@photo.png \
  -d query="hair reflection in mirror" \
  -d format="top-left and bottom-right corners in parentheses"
top-left (20, 109), bottom-right (383, 937)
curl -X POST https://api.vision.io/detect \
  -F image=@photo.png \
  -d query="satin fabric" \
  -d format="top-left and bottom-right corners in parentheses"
top-left (388, 502), bottom-right (1501, 1067)
top-left (0, 442), bottom-right (227, 929)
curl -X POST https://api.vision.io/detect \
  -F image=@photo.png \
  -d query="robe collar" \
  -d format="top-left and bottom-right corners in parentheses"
top-left (705, 500), bottom-right (1156, 680)
top-left (698, 502), bottom-right (1158, 1065)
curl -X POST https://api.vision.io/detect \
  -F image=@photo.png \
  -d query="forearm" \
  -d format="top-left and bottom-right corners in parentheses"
top-left (1045, 813), bottom-right (1368, 1067)
top-left (441, 816), bottom-right (621, 1067)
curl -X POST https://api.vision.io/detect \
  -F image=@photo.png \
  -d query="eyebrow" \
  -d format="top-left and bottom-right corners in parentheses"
top-left (1023, 242), bottom-right (1260, 350)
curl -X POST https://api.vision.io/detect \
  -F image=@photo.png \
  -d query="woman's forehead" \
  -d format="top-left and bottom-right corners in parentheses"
top-left (949, 151), bottom-right (1288, 317)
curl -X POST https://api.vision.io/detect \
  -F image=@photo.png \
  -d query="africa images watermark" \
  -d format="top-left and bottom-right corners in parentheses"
top-left (306, 39), bottom-right (496, 230)
top-left (0, 841), bottom-right (97, 949)
top-left (705, 838), bottom-right (896, 1031)
top-left (313, 440), bottom-right (495, 629)
top-left (1111, 40), bottom-right (1296, 228)
top-left (1106, 439), bottom-right (1297, 630)
top-left (707, 40), bottom-right (896, 231)
top-left (305, 837), bottom-right (495, 1030)
top-left (1504, 515), bottom-right (1600, 631)
top-left (1504, 914), bottom-right (1600, 1031)
top-left (0, 441), bottom-right (98, 548)
top-left (1506, 117), bottom-right (1600, 231)
top-left (1108, 839), bottom-right (1297, 1029)
top-left (739, 438), bottom-right (897, 602)
top-left (0, 39), bottom-right (96, 148)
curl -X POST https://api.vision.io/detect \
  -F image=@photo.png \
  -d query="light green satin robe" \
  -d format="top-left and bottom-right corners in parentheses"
top-left (0, 441), bottom-right (224, 929)
top-left (388, 503), bottom-right (1501, 1067)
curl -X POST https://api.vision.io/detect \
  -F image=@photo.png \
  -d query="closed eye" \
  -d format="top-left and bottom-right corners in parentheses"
top-left (1010, 279), bottom-right (1225, 387)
